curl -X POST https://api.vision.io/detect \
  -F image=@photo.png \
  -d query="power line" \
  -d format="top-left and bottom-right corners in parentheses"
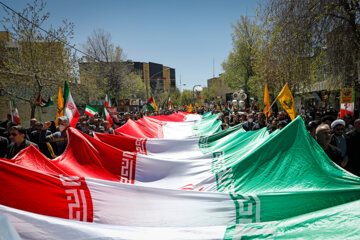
top-left (0, 1), bottom-right (100, 62)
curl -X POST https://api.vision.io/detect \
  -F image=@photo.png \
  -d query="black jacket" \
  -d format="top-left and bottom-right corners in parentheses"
top-left (6, 139), bottom-right (38, 159)
top-left (324, 144), bottom-right (343, 166)
top-left (0, 136), bottom-right (8, 158)
top-left (346, 130), bottom-right (360, 176)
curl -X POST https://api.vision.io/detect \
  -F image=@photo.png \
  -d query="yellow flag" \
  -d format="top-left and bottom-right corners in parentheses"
top-left (194, 102), bottom-right (198, 114)
top-left (187, 104), bottom-right (193, 113)
top-left (263, 83), bottom-right (271, 120)
top-left (152, 96), bottom-right (158, 111)
top-left (55, 87), bottom-right (64, 126)
top-left (277, 83), bottom-right (296, 120)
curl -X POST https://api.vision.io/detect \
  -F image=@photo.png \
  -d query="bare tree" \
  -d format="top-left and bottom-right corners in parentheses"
top-left (81, 29), bottom-right (144, 103)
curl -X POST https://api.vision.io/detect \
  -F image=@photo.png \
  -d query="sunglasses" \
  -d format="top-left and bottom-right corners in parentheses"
top-left (10, 133), bottom-right (18, 136)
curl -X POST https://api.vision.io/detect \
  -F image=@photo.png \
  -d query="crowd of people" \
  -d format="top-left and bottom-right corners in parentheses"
top-left (215, 107), bottom-right (360, 176)
top-left (0, 106), bottom-right (359, 177)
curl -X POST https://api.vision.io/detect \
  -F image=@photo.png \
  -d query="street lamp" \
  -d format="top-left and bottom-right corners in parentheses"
top-left (192, 84), bottom-right (202, 106)
top-left (146, 67), bottom-right (170, 100)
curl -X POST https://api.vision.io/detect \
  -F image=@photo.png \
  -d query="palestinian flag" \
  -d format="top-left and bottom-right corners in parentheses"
top-left (35, 94), bottom-right (53, 107)
top-left (63, 81), bottom-right (80, 128)
top-left (104, 91), bottom-right (112, 107)
top-left (103, 106), bottom-right (113, 125)
top-left (10, 100), bottom-right (21, 124)
top-left (84, 105), bottom-right (98, 117)
top-left (146, 96), bottom-right (158, 111)
top-left (225, 106), bottom-right (232, 113)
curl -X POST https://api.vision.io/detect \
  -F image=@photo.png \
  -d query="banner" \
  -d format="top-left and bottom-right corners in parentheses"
top-left (277, 83), bottom-right (296, 120)
top-left (55, 87), bottom-right (64, 126)
top-left (340, 88), bottom-right (353, 103)
top-left (263, 83), bottom-right (271, 119)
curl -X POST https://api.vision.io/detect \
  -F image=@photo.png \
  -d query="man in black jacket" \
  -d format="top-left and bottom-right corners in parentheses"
top-left (6, 126), bottom-right (38, 159)
top-left (346, 119), bottom-right (360, 176)
top-left (0, 136), bottom-right (8, 158)
top-left (316, 124), bottom-right (344, 167)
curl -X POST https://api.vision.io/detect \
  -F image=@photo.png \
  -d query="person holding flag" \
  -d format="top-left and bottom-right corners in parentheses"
top-left (40, 116), bottom-right (69, 156)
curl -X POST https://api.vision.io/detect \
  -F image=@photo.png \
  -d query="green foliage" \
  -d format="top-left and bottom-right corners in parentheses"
top-left (117, 72), bottom-right (146, 100)
top-left (258, 0), bottom-right (360, 91)
top-left (170, 88), bottom-right (181, 106)
top-left (222, 15), bottom-right (260, 106)
top-left (201, 85), bottom-right (217, 102)
top-left (180, 90), bottom-right (193, 105)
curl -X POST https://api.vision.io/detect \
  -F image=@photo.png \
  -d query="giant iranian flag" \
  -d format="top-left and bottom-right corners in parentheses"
top-left (114, 112), bottom-right (221, 138)
top-left (2, 198), bottom-right (360, 240)
top-left (1, 113), bottom-right (360, 239)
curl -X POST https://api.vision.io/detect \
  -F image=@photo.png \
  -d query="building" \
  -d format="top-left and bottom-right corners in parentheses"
top-left (0, 31), bottom-right (70, 125)
top-left (80, 61), bottom-right (176, 98)
top-left (207, 75), bottom-right (235, 104)
top-left (79, 61), bottom-right (176, 111)
top-left (132, 62), bottom-right (176, 94)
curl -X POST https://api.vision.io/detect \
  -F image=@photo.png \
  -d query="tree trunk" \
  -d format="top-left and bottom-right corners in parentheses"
top-left (244, 71), bottom-right (250, 108)
top-left (30, 103), bottom-right (36, 119)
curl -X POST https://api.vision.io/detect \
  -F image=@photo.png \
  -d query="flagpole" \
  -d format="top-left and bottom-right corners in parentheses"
top-left (9, 100), bottom-right (13, 122)
top-left (265, 98), bottom-right (277, 115)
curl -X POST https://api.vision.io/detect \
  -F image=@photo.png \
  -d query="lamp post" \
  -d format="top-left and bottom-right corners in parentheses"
top-left (192, 84), bottom-right (202, 106)
top-left (146, 67), bottom-right (170, 100)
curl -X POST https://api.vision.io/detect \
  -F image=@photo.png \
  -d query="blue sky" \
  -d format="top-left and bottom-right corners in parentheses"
top-left (1, 0), bottom-right (260, 90)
